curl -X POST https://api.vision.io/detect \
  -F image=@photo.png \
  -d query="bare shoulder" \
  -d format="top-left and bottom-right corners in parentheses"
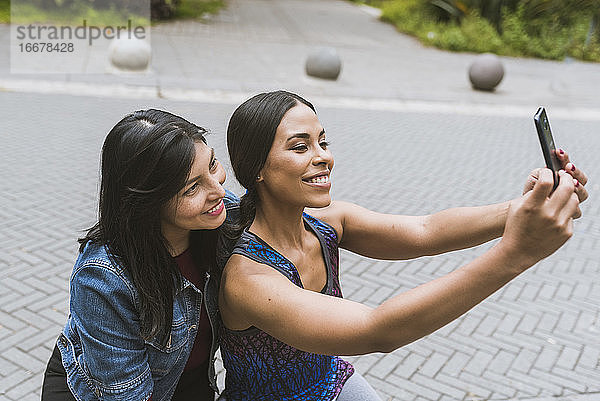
top-left (305, 200), bottom-right (358, 241)
top-left (220, 254), bottom-right (296, 329)
top-left (221, 254), bottom-right (280, 296)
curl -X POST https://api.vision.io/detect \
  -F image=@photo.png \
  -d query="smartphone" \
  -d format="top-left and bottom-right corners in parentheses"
top-left (534, 107), bottom-right (561, 190)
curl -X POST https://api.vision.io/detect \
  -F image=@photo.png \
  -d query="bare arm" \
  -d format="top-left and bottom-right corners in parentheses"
top-left (220, 170), bottom-right (580, 356)
top-left (309, 149), bottom-right (588, 261)
top-left (309, 200), bottom-right (510, 260)
top-left (221, 241), bottom-right (525, 355)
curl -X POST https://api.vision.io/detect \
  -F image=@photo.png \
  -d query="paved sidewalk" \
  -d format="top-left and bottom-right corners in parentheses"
top-left (0, 1), bottom-right (599, 400)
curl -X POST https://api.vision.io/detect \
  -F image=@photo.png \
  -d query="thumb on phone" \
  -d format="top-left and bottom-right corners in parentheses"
top-left (526, 168), bottom-right (555, 204)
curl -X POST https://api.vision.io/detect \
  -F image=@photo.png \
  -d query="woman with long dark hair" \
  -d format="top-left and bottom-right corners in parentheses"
top-left (41, 109), bottom-right (238, 401)
top-left (219, 91), bottom-right (588, 400)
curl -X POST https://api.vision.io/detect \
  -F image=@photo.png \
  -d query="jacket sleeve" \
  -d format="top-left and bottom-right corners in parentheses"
top-left (68, 261), bottom-right (153, 401)
top-left (215, 190), bottom-right (241, 272)
top-left (223, 189), bottom-right (240, 224)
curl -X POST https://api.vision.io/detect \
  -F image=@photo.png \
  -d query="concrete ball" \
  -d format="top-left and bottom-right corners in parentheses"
top-left (108, 37), bottom-right (151, 71)
top-left (468, 53), bottom-right (504, 91)
top-left (305, 47), bottom-right (342, 80)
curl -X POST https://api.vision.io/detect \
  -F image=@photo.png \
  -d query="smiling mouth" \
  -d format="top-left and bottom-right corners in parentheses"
top-left (302, 174), bottom-right (330, 185)
top-left (205, 199), bottom-right (224, 215)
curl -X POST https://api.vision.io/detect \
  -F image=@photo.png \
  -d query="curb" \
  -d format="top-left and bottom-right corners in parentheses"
top-left (2, 78), bottom-right (600, 121)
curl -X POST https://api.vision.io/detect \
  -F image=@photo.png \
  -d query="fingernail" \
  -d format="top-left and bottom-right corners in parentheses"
top-left (571, 164), bottom-right (576, 172)
top-left (559, 149), bottom-right (565, 155)
top-left (574, 179), bottom-right (579, 187)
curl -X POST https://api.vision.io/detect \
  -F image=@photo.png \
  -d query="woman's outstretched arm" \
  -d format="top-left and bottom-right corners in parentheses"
top-left (222, 238), bottom-right (525, 355)
top-left (309, 150), bottom-right (587, 260)
top-left (313, 200), bottom-right (510, 260)
top-left (220, 169), bottom-right (580, 356)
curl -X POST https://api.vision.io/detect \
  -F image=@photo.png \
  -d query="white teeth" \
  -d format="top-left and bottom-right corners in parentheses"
top-left (207, 200), bottom-right (222, 213)
top-left (307, 176), bottom-right (329, 184)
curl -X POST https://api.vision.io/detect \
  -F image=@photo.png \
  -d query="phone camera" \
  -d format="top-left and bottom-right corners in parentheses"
top-left (543, 119), bottom-right (549, 130)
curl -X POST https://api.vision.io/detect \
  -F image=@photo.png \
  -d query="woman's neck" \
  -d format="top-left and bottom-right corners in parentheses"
top-left (162, 225), bottom-right (191, 257)
top-left (251, 199), bottom-right (307, 250)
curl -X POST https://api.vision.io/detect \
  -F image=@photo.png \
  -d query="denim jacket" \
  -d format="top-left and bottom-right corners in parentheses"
top-left (57, 191), bottom-right (239, 401)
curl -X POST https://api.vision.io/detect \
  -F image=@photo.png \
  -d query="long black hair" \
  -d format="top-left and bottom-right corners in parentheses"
top-left (226, 90), bottom-right (315, 235)
top-left (80, 109), bottom-right (217, 341)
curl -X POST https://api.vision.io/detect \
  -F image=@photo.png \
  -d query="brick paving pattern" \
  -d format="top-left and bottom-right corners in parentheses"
top-left (1, 0), bottom-right (599, 400)
top-left (1, 93), bottom-right (598, 400)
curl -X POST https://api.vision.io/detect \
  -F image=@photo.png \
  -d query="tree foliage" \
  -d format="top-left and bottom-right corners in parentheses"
top-left (428, 0), bottom-right (599, 38)
top-left (16, 0), bottom-right (180, 20)
top-left (377, 0), bottom-right (600, 61)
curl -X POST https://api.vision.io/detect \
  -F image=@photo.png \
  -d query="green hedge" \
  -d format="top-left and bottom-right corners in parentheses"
top-left (172, 0), bottom-right (223, 20)
top-left (0, 0), bottom-right (8, 23)
top-left (0, 0), bottom-right (224, 24)
top-left (365, 0), bottom-right (600, 62)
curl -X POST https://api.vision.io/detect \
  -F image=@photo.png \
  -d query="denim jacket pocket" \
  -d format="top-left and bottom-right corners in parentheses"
top-left (144, 300), bottom-right (189, 377)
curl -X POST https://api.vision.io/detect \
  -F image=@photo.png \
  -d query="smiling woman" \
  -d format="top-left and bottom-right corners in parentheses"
top-left (257, 104), bottom-right (333, 210)
top-left (41, 109), bottom-right (239, 401)
top-left (218, 90), bottom-right (588, 401)
top-left (161, 143), bottom-right (227, 256)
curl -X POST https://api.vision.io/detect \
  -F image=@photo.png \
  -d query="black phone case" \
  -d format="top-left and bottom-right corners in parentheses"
top-left (534, 107), bottom-right (561, 190)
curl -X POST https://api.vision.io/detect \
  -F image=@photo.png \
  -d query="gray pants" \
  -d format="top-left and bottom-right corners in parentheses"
top-left (336, 372), bottom-right (383, 401)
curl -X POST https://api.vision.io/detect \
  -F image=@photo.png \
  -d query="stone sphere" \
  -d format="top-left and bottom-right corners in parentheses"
top-left (305, 47), bottom-right (342, 80)
top-left (468, 53), bottom-right (504, 91)
top-left (108, 37), bottom-right (151, 71)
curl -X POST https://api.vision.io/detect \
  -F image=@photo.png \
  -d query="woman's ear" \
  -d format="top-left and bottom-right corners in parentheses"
top-left (256, 168), bottom-right (264, 183)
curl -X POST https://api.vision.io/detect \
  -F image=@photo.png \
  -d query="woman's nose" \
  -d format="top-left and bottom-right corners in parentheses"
top-left (313, 146), bottom-right (333, 166)
top-left (210, 182), bottom-right (226, 201)
top-left (210, 167), bottom-right (226, 199)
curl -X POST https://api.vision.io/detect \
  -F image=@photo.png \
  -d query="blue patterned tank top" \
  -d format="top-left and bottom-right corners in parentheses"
top-left (219, 213), bottom-right (354, 400)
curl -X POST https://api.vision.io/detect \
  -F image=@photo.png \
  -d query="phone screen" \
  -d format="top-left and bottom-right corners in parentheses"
top-left (534, 107), bottom-right (561, 189)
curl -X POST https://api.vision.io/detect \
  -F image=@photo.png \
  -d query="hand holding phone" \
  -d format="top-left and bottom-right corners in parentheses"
top-left (534, 107), bottom-right (561, 190)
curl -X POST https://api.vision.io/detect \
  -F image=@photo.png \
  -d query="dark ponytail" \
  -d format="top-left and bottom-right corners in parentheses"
top-left (238, 187), bottom-right (259, 232)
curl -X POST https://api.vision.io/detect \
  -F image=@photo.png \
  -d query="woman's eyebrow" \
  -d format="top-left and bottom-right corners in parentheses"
top-left (184, 148), bottom-right (214, 185)
top-left (286, 130), bottom-right (325, 142)
top-left (286, 133), bottom-right (310, 142)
